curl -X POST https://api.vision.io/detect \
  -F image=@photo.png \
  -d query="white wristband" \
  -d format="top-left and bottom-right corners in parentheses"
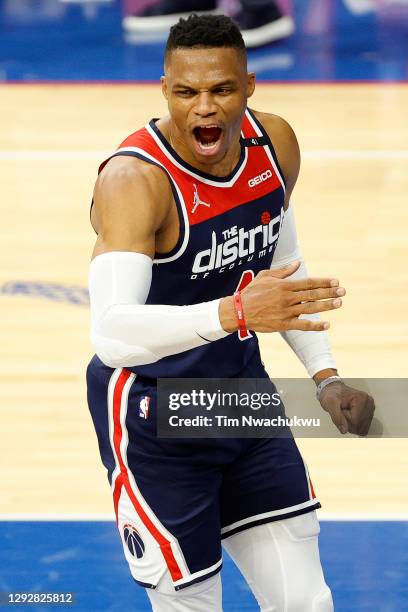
top-left (316, 376), bottom-right (343, 401)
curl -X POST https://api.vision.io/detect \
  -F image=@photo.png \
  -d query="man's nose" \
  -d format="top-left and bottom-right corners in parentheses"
top-left (194, 91), bottom-right (216, 117)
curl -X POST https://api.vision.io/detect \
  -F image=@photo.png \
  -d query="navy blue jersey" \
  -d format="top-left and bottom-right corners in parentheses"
top-left (96, 109), bottom-right (286, 378)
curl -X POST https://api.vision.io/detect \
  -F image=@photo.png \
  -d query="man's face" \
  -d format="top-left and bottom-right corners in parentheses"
top-left (162, 47), bottom-right (255, 164)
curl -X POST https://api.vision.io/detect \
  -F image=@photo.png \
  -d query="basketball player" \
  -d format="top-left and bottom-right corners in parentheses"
top-left (87, 15), bottom-right (375, 611)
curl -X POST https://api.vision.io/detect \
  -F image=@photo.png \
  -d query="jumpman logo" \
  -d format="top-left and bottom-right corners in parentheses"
top-left (192, 184), bottom-right (211, 213)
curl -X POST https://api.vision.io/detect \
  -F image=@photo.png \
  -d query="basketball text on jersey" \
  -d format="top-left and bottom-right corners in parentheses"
top-left (191, 207), bottom-right (284, 278)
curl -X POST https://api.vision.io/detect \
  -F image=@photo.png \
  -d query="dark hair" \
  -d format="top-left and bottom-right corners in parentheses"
top-left (165, 14), bottom-right (246, 63)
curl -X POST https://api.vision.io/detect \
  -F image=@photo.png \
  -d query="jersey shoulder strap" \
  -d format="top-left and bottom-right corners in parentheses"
top-left (91, 124), bottom-right (161, 230)
top-left (241, 108), bottom-right (286, 186)
top-left (97, 124), bottom-right (156, 175)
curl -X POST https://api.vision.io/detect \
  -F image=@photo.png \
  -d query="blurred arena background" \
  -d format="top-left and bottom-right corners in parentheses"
top-left (0, 0), bottom-right (407, 610)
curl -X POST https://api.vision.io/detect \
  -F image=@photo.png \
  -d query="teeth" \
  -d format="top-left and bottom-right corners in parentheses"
top-left (193, 125), bottom-right (222, 151)
top-left (200, 141), bottom-right (218, 149)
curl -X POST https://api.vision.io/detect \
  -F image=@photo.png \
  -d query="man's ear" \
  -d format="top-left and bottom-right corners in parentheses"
top-left (161, 76), bottom-right (168, 100)
top-left (247, 72), bottom-right (256, 98)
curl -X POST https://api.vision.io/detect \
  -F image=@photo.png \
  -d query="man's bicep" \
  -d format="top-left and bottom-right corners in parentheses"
top-left (91, 158), bottom-right (167, 260)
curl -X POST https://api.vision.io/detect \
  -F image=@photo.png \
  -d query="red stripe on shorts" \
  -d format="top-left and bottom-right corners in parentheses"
top-left (309, 476), bottom-right (317, 499)
top-left (112, 369), bottom-right (183, 582)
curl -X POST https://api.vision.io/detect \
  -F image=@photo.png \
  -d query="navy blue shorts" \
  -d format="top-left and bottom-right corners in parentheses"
top-left (86, 353), bottom-right (321, 591)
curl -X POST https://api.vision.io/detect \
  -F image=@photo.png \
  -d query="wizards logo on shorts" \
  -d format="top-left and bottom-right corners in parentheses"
top-left (123, 523), bottom-right (145, 559)
top-left (139, 396), bottom-right (150, 419)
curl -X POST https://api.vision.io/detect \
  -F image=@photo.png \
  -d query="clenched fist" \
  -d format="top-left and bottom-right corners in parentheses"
top-left (319, 381), bottom-right (375, 436)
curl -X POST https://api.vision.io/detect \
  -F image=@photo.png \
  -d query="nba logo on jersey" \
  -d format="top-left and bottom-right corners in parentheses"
top-left (139, 396), bottom-right (150, 419)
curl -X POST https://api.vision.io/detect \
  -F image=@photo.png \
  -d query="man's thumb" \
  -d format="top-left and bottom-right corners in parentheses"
top-left (330, 406), bottom-right (349, 435)
top-left (270, 261), bottom-right (301, 279)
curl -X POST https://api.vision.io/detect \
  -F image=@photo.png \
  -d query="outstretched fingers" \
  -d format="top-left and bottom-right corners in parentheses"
top-left (290, 298), bottom-right (343, 317)
top-left (288, 286), bottom-right (346, 305)
top-left (284, 277), bottom-right (340, 291)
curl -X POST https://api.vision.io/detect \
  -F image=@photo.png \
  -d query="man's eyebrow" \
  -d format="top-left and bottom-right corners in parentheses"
top-left (210, 80), bottom-right (237, 88)
top-left (172, 79), bottom-right (237, 90)
top-left (172, 82), bottom-right (197, 90)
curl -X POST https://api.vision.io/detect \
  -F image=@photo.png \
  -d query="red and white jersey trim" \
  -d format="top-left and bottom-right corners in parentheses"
top-left (145, 121), bottom-right (249, 188)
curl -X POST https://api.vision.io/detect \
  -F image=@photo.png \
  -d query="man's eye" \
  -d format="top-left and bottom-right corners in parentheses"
top-left (176, 90), bottom-right (195, 96)
top-left (215, 88), bottom-right (231, 94)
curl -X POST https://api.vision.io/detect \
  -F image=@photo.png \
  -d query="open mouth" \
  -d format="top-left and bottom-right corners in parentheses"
top-left (193, 125), bottom-right (223, 155)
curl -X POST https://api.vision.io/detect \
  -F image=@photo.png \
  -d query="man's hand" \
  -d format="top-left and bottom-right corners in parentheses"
top-left (319, 382), bottom-right (375, 436)
top-left (219, 262), bottom-right (346, 333)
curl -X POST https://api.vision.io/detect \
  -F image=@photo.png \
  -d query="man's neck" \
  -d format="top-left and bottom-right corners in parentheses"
top-left (157, 117), bottom-right (242, 177)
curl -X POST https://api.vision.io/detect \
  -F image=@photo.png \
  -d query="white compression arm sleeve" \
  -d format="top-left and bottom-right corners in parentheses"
top-left (271, 204), bottom-right (337, 377)
top-left (89, 251), bottom-right (230, 368)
